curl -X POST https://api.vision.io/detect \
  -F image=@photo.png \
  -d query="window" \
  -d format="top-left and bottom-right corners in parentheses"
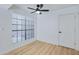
top-left (12, 13), bottom-right (34, 43)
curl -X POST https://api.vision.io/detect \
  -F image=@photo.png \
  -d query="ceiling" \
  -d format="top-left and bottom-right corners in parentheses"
top-left (15, 4), bottom-right (78, 10)
top-left (9, 4), bottom-right (79, 14)
top-left (0, 4), bottom-right (78, 11)
top-left (0, 4), bottom-right (12, 9)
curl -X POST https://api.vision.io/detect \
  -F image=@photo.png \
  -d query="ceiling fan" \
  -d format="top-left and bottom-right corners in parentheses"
top-left (27, 4), bottom-right (49, 14)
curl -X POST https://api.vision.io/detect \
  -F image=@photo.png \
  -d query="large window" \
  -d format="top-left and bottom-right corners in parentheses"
top-left (12, 13), bottom-right (34, 43)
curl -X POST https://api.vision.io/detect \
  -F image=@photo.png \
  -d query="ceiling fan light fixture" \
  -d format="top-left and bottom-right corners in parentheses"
top-left (36, 11), bottom-right (41, 14)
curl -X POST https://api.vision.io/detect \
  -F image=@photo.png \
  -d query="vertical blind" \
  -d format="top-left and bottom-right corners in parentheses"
top-left (12, 13), bottom-right (34, 43)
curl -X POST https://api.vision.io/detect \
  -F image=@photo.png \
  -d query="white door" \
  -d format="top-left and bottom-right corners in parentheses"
top-left (58, 14), bottom-right (75, 49)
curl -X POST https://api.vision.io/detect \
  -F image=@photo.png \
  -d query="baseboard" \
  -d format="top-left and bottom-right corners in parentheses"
top-left (37, 40), bottom-right (59, 46)
top-left (37, 40), bottom-right (79, 51)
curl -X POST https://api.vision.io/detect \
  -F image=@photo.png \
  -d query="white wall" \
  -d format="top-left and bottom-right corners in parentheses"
top-left (37, 13), bottom-right (58, 45)
top-left (37, 5), bottom-right (79, 51)
top-left (76, 13), bottom-right (79, 51)
top-left (0, 8), bottom-right (13, 54)
top-left (0, 5), bottom-right (36, 54)
top-left (0, 4), bottom-right (79, 54)
top-left (55, 5), bottom-right (79, 51)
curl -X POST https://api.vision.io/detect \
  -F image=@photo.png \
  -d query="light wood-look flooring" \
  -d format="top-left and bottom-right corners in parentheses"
top-left (5, 40), bottom-right (79, 55)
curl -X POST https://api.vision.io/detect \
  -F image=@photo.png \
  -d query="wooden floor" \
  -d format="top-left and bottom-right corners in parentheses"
top-left (5, 40), bottom-right (79, 55)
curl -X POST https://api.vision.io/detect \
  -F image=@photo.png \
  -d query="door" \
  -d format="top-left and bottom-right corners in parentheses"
top-left (58, 14), bottom-right (75, 49)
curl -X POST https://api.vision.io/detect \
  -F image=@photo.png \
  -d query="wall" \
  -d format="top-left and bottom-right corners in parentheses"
top-left (37, 13), bottom-right (58, 45)
top-left (55, 5), bottom-right (79, 51)
top-left (76, 13), bottom-right (79, 51)
top-left (10, 6), bottom-right (37, 47)
top-left (0, 5), bottom-right (36, 54)
top-left (0, 5), bottom-right (79, 54)
top-left (0, 8), bottom-right (13, 54)
top-left (37, 5), bottom-right (79, 51)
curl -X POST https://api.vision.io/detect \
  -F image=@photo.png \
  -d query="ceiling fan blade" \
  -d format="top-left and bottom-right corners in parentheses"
top-left (39, 9), bottom-right (49, 11)
top-left (31, 11), bottom-right (37, 14)
top-left (27, 7), bottom-right (36, 10)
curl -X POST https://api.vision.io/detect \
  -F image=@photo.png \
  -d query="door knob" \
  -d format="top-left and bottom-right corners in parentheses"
top-left (59, 31), bottom-right (62, 33)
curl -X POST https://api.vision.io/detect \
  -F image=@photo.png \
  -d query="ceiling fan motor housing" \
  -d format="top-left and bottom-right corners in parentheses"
top-left (37, 4), bottom-right (43, 9)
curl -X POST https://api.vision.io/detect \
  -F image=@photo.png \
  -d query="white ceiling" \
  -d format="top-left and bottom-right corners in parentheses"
top-left (15, 4), bottom-right (78, 11)
top-left (0, 4), bottom-right (12, 9)
top-left (10, 4), bottom-right (79, 14)
top-left (0, 4), bottom-right (78, 11)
